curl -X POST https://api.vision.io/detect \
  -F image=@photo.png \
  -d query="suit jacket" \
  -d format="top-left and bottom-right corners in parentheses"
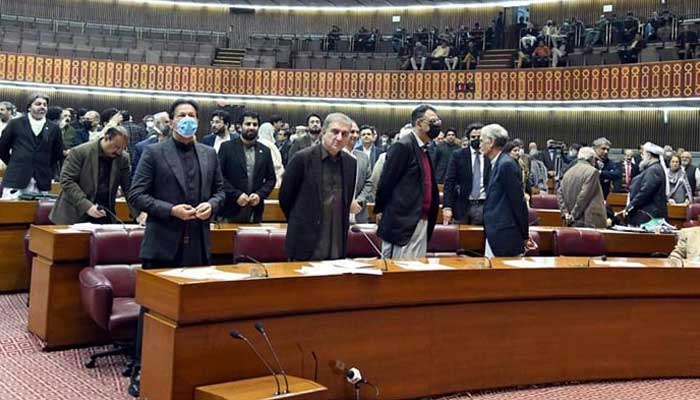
top-left (0, 116), bottom-right (64, 191)
top-left (357, 145), bottom-right (383, 170)
top-left (375, 133), bottom-right (439, 246)
top-left (443, 147), bottom-right (491, 221)
top-left (686, 164), bottom-right (698, 195)
top-left (50, 139), bottom-right (132, 224)
top-left (131, 135), bottom-right (158, 178)
top-left (599, 157), bottom-right (622, 199)
top-left (218, 137), bottom-right (276, 222)
top-left (432, 142), bottom-right (460, 184)
top-left (537, 148), bottom-right (558, 171)
top-left (350, 149), bottom-right (374, 223)
top-left (280, 144), bottom-right (356, 261)
top-left (625, 161), bottom-right (668, 226)
top-left (200, 133), bottom-right (217, 148)
top-left (557, 160), bottom-right (607, 229)
top-left (615, 158), bottom-right (640, 192)
top-left (670, 227), bottom-right (700, 261)
top-left (123, 121), bottom-right (148, 160)
top-left (483, 152), bottom-right (529, 257)
top-left (127, 138), bottom-right (225, 263)
top-left (287, 135), bottom-right (314, 163)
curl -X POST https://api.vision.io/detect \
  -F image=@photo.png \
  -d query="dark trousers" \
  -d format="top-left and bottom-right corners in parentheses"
top-left (458, 202), bottom-right (485, 225)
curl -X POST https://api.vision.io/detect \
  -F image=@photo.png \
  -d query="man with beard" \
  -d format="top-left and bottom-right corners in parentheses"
top-left (375, 105), bottom-right (441, 259)
top-left (50, 126), bottom-right (133, 224)
top-left (218, 111), bottom-right (276, 223)
top-left (201, 110), bottom-right (233, 153)
top-left (432, 127), bottom-right (461, 184)
top-left (0, 93), bottom-right (64, 199)
top-left (619, 142), bottom-right (668, 226)
top-left (280, 113), bottom-right (356, 261)
top-left (592, 137), bottom-right (622, 199)
top-left (680, 151), bottom-right (698, 195)
top-left (287, 113), bottom-right (322, 162)
top-left (443, 123), bottom-right (489, 225)
top-left (0, 101), bottom-right (14, 136)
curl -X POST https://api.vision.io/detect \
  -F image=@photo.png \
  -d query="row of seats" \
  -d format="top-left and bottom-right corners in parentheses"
top-left (292, 52), bottom-right (403, 70)
top-left (250, 34), bottom-right (396, 53)
top-left (565, 45), bottom-right (681, 67)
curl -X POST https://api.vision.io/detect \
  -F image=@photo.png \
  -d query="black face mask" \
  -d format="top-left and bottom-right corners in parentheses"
top-left (470, 138), bottom-right (480, 150)
top-left (159, 125), bottom-right (171, 137)
top-left (83, 120), bottom-right (93, 131)
top-left (426, 123), bottom-right (441, 140)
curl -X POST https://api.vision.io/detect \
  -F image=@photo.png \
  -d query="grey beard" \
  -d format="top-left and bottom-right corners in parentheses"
top-left (639, 157), bottom-right (657, 171)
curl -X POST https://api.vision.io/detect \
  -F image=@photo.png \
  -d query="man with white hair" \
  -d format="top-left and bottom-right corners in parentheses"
top-left (592, 137), bottom-right (621, 199)
top-left (557, 147), bottom-right (607, 228)
top-left (480, 124), bottom-right (533, 258)
top-left (620, 142), bottom-right (668, 226)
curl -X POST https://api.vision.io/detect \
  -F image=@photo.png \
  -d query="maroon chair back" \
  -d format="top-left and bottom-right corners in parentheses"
top-left (35, 200), bottom-right (55, 224)
top-left (524, 231), bottom-right (541, 256)
top-left (427, 224), bottom-right (460, 254)
top-left (530, 194), bottom-right (559, 210)
top-left (89, 229), bottom-right (144, 268)
top-left (528, 208), bottom-right (539, 226)
top-left (347, 227), bottom-right (381, 258)
top-left (553, 229), bottom-right (605, 256)
top-left (233, 229), bottom-right (288, 263)
top-left (687, 204), bottom-right (700, 221)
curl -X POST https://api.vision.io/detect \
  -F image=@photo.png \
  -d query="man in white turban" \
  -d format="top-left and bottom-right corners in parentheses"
top-left (620, 142), bottom-right (668, 226)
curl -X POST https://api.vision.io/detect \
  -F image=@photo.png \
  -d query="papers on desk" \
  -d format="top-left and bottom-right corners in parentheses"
top-left (159, 266), bottom-right (249, 281)
top-left (502, 259), bottom-right (557, 268)
top-left (54, 228), bottom-right (83, 234)
top-left (69, 223), bottom-right (143, 232)
top-left (295, 259), bottom-right (383, 276)
top-left (596, 260), bottom-right (646, 268)
top-left (610, 225), bottom-right (646, 233)
top-left (394, 261), bottom-right (454, 271)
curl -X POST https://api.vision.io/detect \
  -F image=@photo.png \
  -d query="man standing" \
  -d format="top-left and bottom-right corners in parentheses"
top-left (375, 105), bottom-right (440, 259)
top-left (131, 111), bottom-right (170, 173)
top-left (557, 147), bottom-right (607, 229)
top-left (287, 113), bottom-right (322, 162)
top-left (0, 101), bottom-right (15, 136)
top-left (121, 110), bottom-right (148, 160)
top-left (357, 125), bottom-right (383, 169)
top-left (218, 111), bottom-right (276, 223)
top-left (280, 113), bottom-right (356, 261)
top-left (680, 151), bottom-right (698, 196)
top-left (345, 121), bottom-right (373, 223)
top-left (275, 125), bottom-right (292, 167)
top-left (127, 99), bottom-right (224, 396)
top-left (617, 149), bottom-right (640, 193)
top-left (443, 124), bottom-right (489, 225)
top-left (592, 137), bottom-right (621, 199)
top-left (432, 128), bottom-right (461, 184)
top-left (50, 126), bottom-right (132, 224)
top-left (621, 142), bottom-right (668, 226)
top-left (201, 110), bottom-right (233, 153)
top-left (0, 93), bottom-right (64, 199)
top-left (481, 124), bottom-right (532, 258)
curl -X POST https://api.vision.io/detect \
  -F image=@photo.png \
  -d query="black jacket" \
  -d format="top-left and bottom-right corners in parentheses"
top-left (218, 137), bottom-right (276, 222)
top-left (432, 142), bottom-right (460, 184)
top-left (128, 138), bottom-right (225, 263)
top-left (483, 153), bottom-right (529, 257)
top-left (443, 147), bottom-right (491, 221)
top-left (0, 116), bottom-right (64, 191)
top-left (625, 161), bottom-right (668, 226)
top-left (279, 144), bottom-right (356, 261)
top-left (375, 133), bottom-right (439, 246)
top-left (599, 157), bottom-right (622, 199)
top-left (686, 164), bottom-right (697, 195)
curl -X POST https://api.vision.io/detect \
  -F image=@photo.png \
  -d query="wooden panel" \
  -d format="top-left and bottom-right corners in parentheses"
top-left (195, 376), bottom-right (326, 400)
top-left (0, 226), bottom-right (29, 291)
top-left (0, 200), bottom-right (36, 224)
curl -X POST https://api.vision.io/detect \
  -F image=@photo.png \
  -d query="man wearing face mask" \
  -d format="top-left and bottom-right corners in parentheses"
top-left (618, 142), bottom-right (668, 226)
top-left (432, 128), bottom-right (461, 184)
top-left (375, 105), bottom-right (440, 259)
top-left (680, 151), bottom-right (698, 196)
top-left (287, 113), bottom-right (322, 162)
top-left (443, 123), bottom-right (489, 225)
top-left (131, 111), bottom-right (171, 175)
top-left (127, 99), bottom-right (225, 396)
top-left (280, 113), bottom-right (357, 261)
top-left (218, 111), bottom-right (276, 223)
top-left (50, 126), bottom-right (133, 224)
top-left (0, 93), bottom-right (64, 199)
top-left (74, 110), bottom-right (100, 146)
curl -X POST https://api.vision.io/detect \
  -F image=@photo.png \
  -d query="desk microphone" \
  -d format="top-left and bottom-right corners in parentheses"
top-left (229, 330), bottom-right (281, 396)
top-left (234, 254), bottom-right (270, 278)
top-left (255, 322), bottom-right (289, 394)
top-left (96, 205), bottom-right (128, 231)
top-left (350, 225), bottom-right (388, 272)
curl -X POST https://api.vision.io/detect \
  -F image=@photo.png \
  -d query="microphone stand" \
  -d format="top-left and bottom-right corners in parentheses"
top-left (350, 225), bottom-right (388, 272)
top-left (234, 254), bottom-right (270, 278)
top-left (97, 205), bottom-right (128, 231)
top-left (229, 330), bottom-right (281, 396)
top-left (255, 322), bottom-right (289, 394)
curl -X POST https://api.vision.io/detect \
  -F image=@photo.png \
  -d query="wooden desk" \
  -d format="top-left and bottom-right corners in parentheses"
top-left (607, 193), bottom-right (688, 227)
top-left (137, 257), bottom-right (700, 400)
top-left (0, 200), bottom-right (37, 292)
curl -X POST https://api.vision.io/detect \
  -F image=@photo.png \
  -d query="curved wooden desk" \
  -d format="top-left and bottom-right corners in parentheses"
top-left (137, 257), bottom-right (700, 400)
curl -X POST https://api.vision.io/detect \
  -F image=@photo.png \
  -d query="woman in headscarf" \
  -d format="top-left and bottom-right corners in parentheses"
top-left (667, 154), bottom-right (693, 204)
top-left (621, 142), bottom-right (669, 226)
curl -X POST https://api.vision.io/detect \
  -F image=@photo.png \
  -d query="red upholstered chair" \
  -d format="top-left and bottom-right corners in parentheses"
top-left (347, 226), bottom-right (382, 258)
top-left (530, 194), bottom-right (559, 210)
top-left (684, 204), bottom-right (700, 228)
top-left (233, 229), bottom-right (288, 263)
top-left (23, 200), bottom-right (55, 298)
top-left (552, 229), bottom-right (605, 256)
top-left (528, 208), bottom-right (540, 226)
top-left (427, 224), bottom-right (460, 257)
top-left (524, 231), bottom-right (541, 256)
top-left (79, 229), bottom-right (143, 375)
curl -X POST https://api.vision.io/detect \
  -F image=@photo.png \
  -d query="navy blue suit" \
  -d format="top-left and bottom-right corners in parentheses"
top-left (200, 133), bottom-right (216, 147)
top-left (132, 135), bottom-right (158, 176)
top-left (483, 152), bottom-right (529, 257)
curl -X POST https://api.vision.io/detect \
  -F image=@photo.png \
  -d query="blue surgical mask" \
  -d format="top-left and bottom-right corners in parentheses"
top-left (177, 116), bottom-right (198, 137)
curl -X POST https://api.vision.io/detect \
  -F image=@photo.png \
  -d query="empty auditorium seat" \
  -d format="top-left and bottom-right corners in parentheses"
top-left (241, 55), bottom-right (259, 68)
top-left (552, 229), bottom-right (605, 256)
top-left (584, 52), bottom-right (602, 66)
top-left (528, 208), bottom-right (540, 225)
top-left (567, 53), bottom-right (584, 66)
top-left (427, 225), bottom-right (460, 257)
top-left (347, 226), bottom-right (382, 258)
top-left (639, 46), bottom-right (658, 63)
top-left (355, 55), bottom-right (370, 70)
top-left (684, 204), bottom-right (700, 228)
top-left (233, 229), bottom-right (288, 263)
top-left (161, 51), bottom-right (179, 64)
top-left (530, 194), bottom-right (559, 210)
top-left (658, 47), bottom-right (679, 61)
top-left (37, 42), bottom-right (56, 56)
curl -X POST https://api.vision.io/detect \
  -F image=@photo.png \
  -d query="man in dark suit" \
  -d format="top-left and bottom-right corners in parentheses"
top-left (481, 124), bottom-right (533, 258)
top-left (355, 124), bottom-right (383, 169)
top-left (131, 112), bottom-right (170, 179)
top-left (121, 111), bottom-right (147, 161)
top-left (50, 126), bottom-right (132, 224)
top-left (218, 111), bottom-right (276, 223)
top-left (537, 139), bottom-right (563, 176)
top-left (443, 124), bottom-right (490, 225)
top-left (280, 113), bottom-right (356, 261)
top-left (201, 110), bottom-right (233, 153)
top-left (0, 93), bottom-right (64, 198)
top-left (432, 127), bottom-right (461, 184)
top-left (127, 99), bottom-right (225, 397)
top-left (681, 151), bottom-right (698, 195)
top-left (592, 137), bottom-right (622, 199)
top-left (616, 149), bottom-right (640, 193)
top-left (375, 104), bottom-right (440, 259)
top-left (346, 121), bottom-right (373, 223)
top-left (620, 142), bottom-right (668, 227)
top-left (287, 113), bottom-right (322, 162)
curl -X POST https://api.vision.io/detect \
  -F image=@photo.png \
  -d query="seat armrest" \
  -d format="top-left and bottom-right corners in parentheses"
top-left (79, 267), bottom-right (114, 331)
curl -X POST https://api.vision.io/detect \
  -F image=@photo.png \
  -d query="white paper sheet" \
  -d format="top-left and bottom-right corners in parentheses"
top-left (296, 262), bottom-right (383, 276)
top-left (596, 261), bottom-right (646, 268)
top-left (502, 259), bottom-right (556, 268)
top-left (320, 259), bottom-right (374, 269)
top-left (394, 261), bottom-right (454, 271)
top-left (54, 228), bottom-right (83, 234)
top-left (158, 267), bottom-right (249, 281)
top-left (70, 223), bottom-right (143, 232)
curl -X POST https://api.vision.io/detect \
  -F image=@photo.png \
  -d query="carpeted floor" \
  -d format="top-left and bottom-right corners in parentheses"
top-left (1, 292), bottom-right (700, 400)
